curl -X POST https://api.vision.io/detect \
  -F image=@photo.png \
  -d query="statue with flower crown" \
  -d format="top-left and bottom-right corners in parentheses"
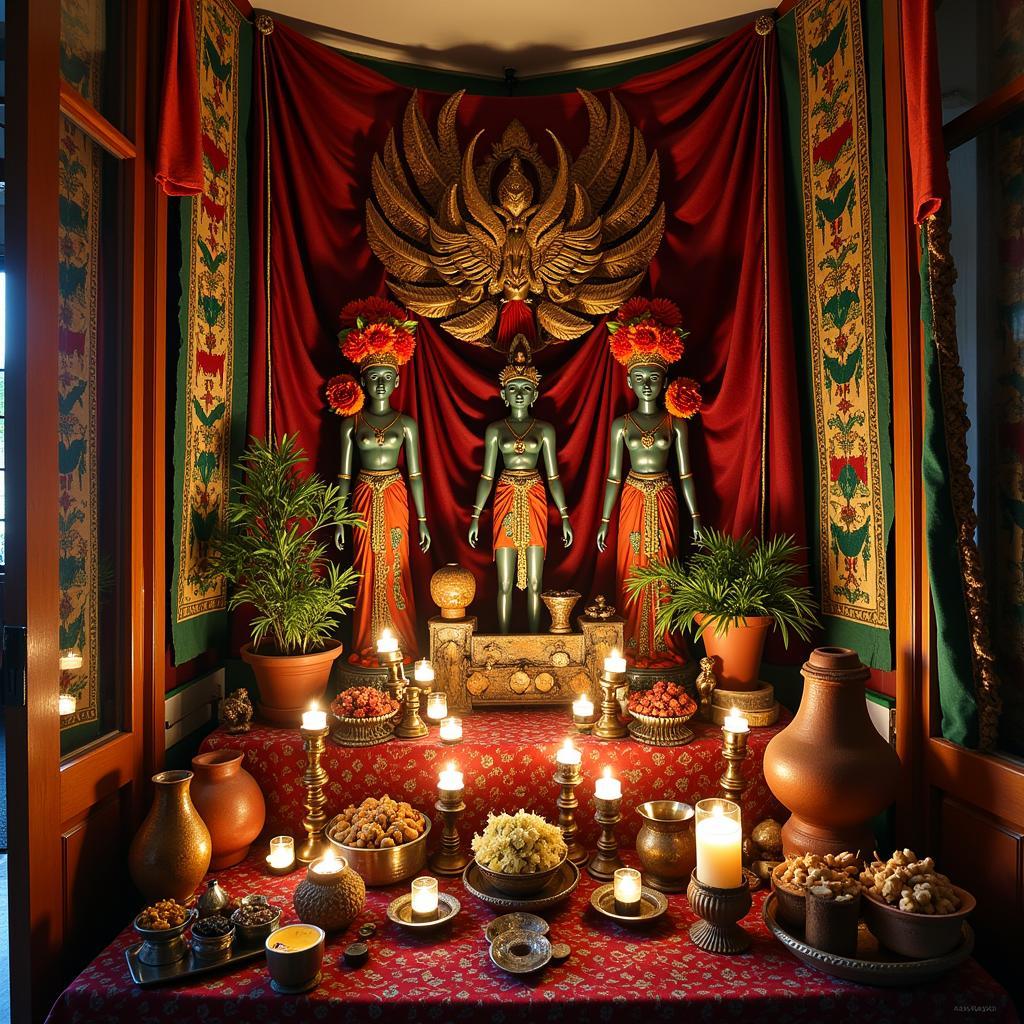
top-left (596, 298), bottom-right (703, 665)
top-left (327, 298), bottom-right (430, 660)
top-left (468, 336), bottom-right (573, 633)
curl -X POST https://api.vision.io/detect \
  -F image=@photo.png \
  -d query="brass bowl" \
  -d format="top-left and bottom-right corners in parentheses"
top-left (862, 885), bottom-right (976, 959)
top-left (326, 814), bottom-right (431, 886)
top-left (540, 590), bottom-right (581, 634)
top-left (626, 709), bottom-right (696, 746)
top-left (329, 710), bottom-right (399, 748)
top-left (474, 854), bottom-right (567, 898)
top-left (635, 800), bottom-right (695, 893)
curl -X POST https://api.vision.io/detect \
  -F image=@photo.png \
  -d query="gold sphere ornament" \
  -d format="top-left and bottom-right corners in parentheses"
top-left (430, 563), bottom-right (476, 619)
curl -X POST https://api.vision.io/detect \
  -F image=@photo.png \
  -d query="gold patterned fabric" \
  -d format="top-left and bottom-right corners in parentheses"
top-left (492, 469), bottom-right (547, 591)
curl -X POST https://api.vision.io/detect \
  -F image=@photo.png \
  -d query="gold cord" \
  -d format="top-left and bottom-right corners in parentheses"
top-left (261, 31), bottom-right (273, 440)
top-left (759, 27), bottom-right (770, 539)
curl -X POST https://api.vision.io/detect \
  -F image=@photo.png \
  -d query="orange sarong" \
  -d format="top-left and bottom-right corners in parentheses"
top-left (492, 469), bottom-right (548, 591)
top-left (350, 469), bottom-right (417, 656)
top-left (617, 470), bottom-right (688, 663)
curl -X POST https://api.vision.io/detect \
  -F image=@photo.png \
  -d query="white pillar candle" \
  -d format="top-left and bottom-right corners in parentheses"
top-left (267, 835), bottom-right (295, 871)
top-left (59, 647), bottom-right (84, 671)
top-left (723, 707), bottom-right (749, 734)
top-left (556, 738), bottom-right (582, 766)
top-left (603, 649), bottom-right (627, 675)
top-left (302, 702), bottom-right (327, 731)
top-left (425, 692), bottom-right (447, 721)
top-left (58, 693), bottom-right (77, 716)
top-left (410, 876), bottom-right (438, 918)
top-left (414, 659), bottom-right (435, 684)
top-left (613, 867), bottom-right (642, 914)
top-left (594, 766), bottom-right (621, 801)
top-left (311, 848), bottom-right (344, 876)
top-left (438, 762), bottom-right (464, 792)
top-left (377, 629), bottom-right (399, 654)
top-left (695, 799), bottom-right (743, 888)
top-left (572, 693), bottom-right (594, 718)
top-left (439, 717), bottom-right (462, 743)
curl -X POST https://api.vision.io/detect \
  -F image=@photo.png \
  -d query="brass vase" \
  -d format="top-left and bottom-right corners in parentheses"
top-left (128, 770), bottom-right (212, 902)
top-left (635, 800), bottom-right (696, 893)
top-left (541, 590), bottom-right (581, 634)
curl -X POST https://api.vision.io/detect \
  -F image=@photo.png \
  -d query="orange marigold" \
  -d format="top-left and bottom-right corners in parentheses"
top-left (325, 374), bottom-right (365, 417)
top-left (339, 296), bottom-right (407, 329)
top-left (665, 376), bottom-right (702, 419)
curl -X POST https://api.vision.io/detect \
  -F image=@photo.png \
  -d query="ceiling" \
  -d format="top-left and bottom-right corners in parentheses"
top-left (256, 1), bottom-right (775, 78)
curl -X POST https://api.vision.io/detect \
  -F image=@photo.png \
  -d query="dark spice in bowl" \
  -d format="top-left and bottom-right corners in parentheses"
top-left (193, 914), bottom-right (233, 937)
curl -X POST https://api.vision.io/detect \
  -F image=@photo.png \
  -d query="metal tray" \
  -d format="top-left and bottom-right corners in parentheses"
top-left (462, 859), bottom-right (580, 913)
top-left (763, 892), bottom-right (974, 987)
top-left (125, 936), bottom-right (266, 987)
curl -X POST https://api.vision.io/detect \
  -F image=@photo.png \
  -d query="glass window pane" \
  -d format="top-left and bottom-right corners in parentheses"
top-left (60, 0), bottom-right (128, 134)
top-left (58, 115), bottom-right (127, 756)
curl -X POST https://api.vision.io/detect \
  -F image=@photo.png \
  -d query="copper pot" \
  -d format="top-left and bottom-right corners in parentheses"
top-left (190, 749), bottom-right (267, 869)
top-left (697, 613), bottom-right (771, 691)
top-left (763, 647), bottom-right (900, 858)
top-left (635, 800), bottom-right (695, 893)
top-left (242, 639), bottom-right (343, 727)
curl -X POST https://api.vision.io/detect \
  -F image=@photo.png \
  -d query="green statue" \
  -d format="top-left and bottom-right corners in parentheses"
top-left (468, 337), bottom-right (573, 633)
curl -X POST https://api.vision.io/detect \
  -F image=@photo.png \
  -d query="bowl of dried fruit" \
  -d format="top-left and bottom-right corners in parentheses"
top-left (133, 899), bottom-right (196, 966)
top-left (626, 681), bottom-right (698, 746)
top-left (472, 811), bottom-right (568, 897)
top-left (326, 795), bottom-right (431, 885)
top-left (329, 687), bottom-right (401, 747)
top-left (771, 851), bottom-right (861, 932)
top-left (190, 913), bottom-right (235, 960)
top-left (230, 894), bottom-right (283, 944)
top-left (859, 849), bottom-right (975, 959)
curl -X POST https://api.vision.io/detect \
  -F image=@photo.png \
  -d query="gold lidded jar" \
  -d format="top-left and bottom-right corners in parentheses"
top-left (635, 800), bottom-right (695, 893)
top-left (430, 563), bottom-right (476, 619)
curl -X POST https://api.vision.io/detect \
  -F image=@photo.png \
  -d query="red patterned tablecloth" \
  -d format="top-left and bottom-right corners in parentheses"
top-left (45, 851), bottom-right (1016, 1024)
top-left (199, 709), bottom-right (787, 848)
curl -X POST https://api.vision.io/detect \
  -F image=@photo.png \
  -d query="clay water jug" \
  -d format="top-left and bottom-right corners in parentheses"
top-left (128, 770), bottom-right (212, 901)
top-left (191, 749), bottom-right (267, 869)
top-left (763, 647), bottom-right (899, 858)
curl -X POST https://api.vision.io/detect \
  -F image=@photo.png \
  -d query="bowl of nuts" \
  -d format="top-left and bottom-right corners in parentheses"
top-left (859, 849), bottom-right (975, 959)
top-left (626, 681), bottom-right (698, 746)
top-left (133, 899), bottom-right (195, 966)
top-left (230, 894), bottom-right (283, 944)
top-left (771, 851), bottom-right (861, 932)
top-left (330, 687), bottom-right (401, 747)
top-left (326, 795), bottom-right (431, 885)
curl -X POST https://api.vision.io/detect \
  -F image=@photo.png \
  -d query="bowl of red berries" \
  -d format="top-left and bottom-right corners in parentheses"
top-left (626, 681), bottom-right (699, 747)
top-left (329, 687), bottom-right (401, 747)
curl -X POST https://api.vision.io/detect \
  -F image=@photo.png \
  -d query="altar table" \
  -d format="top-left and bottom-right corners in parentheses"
top-left (45, 851), bottom-right (1016, 1024)
top-left (200, 708), bottom-right (787, 847)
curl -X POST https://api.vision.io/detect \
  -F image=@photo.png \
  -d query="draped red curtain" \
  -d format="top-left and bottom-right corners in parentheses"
top-left (248, 19), bottom-right (806, 636)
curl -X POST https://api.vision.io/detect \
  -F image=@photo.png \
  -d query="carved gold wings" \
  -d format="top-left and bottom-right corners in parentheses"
top-left (365, 89), bottom-right (664, 348)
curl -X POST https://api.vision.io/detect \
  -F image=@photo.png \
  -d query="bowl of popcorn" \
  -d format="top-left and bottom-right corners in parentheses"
top-left (859, 849), bottom-right (975, 958)
top-left (326, 795), bottom-right (431, 885)
top-left (771, 851), bottom-right (861, 931)
top-left (330, 687), bottom-right (401, 747)
top-left (472, 811), bottom-right (568, 896)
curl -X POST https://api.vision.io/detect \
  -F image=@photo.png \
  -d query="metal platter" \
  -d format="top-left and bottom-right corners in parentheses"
top-left (489, 929), bottom-right (552, 974)
top-left (763, 893), bottom-right (974, 987)
top-left (463, 860), bottom-right (580, 913)
top-left (484, 913), bottom-right (549, 944)
top-left (125, 936), bottom-right (266, 987)
top-left (386, 892), bottom-right (462, 931)
top-left (590, 884), bottom-right (669, 926)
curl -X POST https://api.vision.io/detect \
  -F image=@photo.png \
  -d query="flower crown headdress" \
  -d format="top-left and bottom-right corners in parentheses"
top-left (338, 296), bottom-right (417, 370)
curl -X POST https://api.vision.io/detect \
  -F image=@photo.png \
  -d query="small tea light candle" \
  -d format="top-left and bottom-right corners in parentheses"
top-left (302, 702), bottom-right (327, 731)
top-left (695, 799), bottom-right (743, 889)
top-left (439, 716), bottom-right (463, 744)
top-left (410, 876), bottom-right (438, 922)
top-left (723, 707), bottom-right (749, 734)
top-left (377, 629), bottom-right (399, 654)
top-left (594, 766), bottom-right (621, 801)
top-left (267, 835), bottom-right (295, 873)
top-left (59, 647), bottom-right (84, 671)
top-left (603, 649), bottom-right (627, 675)
top-left (438, 762), bottom-right (464, 793)
top-left (613, 867), bottom-right (642, 916)
top-left (311, 848), bottom-right (344, 877)
top-left (415, 659), bottom-right (435, 685)
top-left (556, 738), bottom-right (582, 767)
top-left (572, 693), bottom-right (594, 719)
top-left (425, 691), bottom-right (447, 722)
top-left (58, 693), bottom-right (77, 716)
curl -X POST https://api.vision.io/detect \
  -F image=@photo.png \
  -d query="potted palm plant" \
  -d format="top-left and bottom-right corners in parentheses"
top-left (626, 530), bottom-right (819, 690)
top-left (202, 434), bottom-right (363, 725)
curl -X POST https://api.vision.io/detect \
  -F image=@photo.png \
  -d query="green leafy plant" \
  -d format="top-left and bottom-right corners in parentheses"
top-left (625, 529), bottom-right (819, 647)
top-left (200, 434), bottom-right (364, 655)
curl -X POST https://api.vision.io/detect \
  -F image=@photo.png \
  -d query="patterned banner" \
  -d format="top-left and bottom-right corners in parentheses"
top-left (793, 0), bottom-right (892, 663)
top-left (171, 0), bottom-right (251, 663)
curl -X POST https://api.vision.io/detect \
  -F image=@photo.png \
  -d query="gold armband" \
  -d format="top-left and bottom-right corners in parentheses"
top-left (337, 473), bottom-right (351, 480)
top-left (480, 473), bottom-right (493, 481)
top-left (408, 471), bottom-right (422, 479)
top-left (606, 476), bottom-right (620, 485)
top-left (679, 471), bottom-right (693, 481)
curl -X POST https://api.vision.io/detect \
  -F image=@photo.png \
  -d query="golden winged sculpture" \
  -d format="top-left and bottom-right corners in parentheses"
top-left (365, 89), bottom-right (664, 351)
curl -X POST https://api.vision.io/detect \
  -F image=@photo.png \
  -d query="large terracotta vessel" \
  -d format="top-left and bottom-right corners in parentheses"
top-left (128, 770), bottom-right (212, 901)
top-left (190, 749), bottom-right (267, 869)
top-left (242, 639), bottom-right (344, 726)
top-left (697, 613), bottom-right (771, 690)
top-left (763, 647), bottom-right (899, 858)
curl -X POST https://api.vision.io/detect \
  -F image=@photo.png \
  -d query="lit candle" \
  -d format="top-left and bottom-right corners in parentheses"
top-left (603, 649), bottom-right (627, 675)
top-left (723, 707), bottom-right (749, 734)
top-left (695, 799), bottom-right (743, 888)
top-left (410, 876), bottom-right (438, 921)
top-left (377, 629), bottom-right (399, 654)
top-left (572, 693), bottom-right (594, 719)
top-left (59, 648), bottom-right (84, 671)
top-left (311, 847), bottom-right (344, 876)
top-left (556, 738), bottom-right (582, 766)
top-left (613, 867), bottom-right (642, 916)
top-left (302, 702), bottom-right (327, 731)
top-left (414, 659), bottom-right (435, 684)
top-left (439, 717), bottom-right (463, 744)
top-left (267, 835), bottom-right (295, 872)
top-left (438, 762), bottom-right (464, 793)
top-left (58, 693), bottom-right (77, 716)
top-left (594, 765), bottom-right (621, 801)
top-left (425, 691), bottom-right (447, 722)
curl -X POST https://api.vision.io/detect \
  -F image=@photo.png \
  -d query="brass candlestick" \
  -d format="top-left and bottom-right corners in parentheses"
top-left (594, 668), bottom-right (628, 740)
top-left (587, 795), bottom-right (624, 880)
top-left (553, 764), bottom-right (588, 867)
top-left (719, 727), bottom-right (750, 803)
top-left (297, 724), bottom-right (331, 863)
top-left (429, 786), bottom-right (470, 876)
top-left (687, 869), bottom-right (752, 954)
top-left (378, 647), bottom-right (428, 739)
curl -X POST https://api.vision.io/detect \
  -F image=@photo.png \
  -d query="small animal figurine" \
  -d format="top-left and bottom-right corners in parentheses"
top-left (696, 656), bottom-right (717, 719)
top-left (583, 594), bottom-right (617, 620)
top-left (220, 687), bottom-right (254, 734)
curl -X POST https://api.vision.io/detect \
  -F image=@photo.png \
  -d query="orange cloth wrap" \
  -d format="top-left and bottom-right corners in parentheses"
top-left (492, 470), bottom-right (548, 591)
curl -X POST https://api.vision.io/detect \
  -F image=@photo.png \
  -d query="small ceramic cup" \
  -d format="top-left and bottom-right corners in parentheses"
top-left (265, 924), bottom-right (325, 990)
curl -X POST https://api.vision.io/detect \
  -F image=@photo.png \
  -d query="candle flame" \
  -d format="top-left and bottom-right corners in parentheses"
top-left (381, 628), bottom-right (393, 641)
top-left (562, 738), bottom-right (574, 751)
top-left (319, 847), bottom-right (339, 868)
top-left (730, 707), bottom-right (739, 717)
top-left (447, 761), bottom-right (455, 773)
top-left (309, 700), bottom-right (319, 711)
top-left (610, 648), bottom-right (620, 659)
top-left (602, 766), bottom-right (612, 780)
top-left (712, 803), bottom-right (724, 818)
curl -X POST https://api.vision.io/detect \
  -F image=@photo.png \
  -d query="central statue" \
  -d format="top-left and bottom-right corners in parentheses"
top-left (468, 337), bottom-right (573, 632)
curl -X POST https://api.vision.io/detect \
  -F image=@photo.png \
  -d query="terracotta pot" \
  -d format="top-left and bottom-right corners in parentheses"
top-left (128, 770), bottom-right (212, 902)
top-left (242, 639), bottom-right (344, 726)
top-left (696, 613), bottom-right (772, 691)
top-left (190, 749), bottom-right (267, 869)
top-left (763, 647), bottom-right (900, 858)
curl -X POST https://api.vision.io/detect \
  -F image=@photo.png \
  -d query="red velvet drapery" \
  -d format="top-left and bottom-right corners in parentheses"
top-left (247, 20), bottom-right (806, 634)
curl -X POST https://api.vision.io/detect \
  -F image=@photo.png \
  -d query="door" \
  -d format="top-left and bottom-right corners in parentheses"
top-left (5, 1), bottom-right (165, 1018)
